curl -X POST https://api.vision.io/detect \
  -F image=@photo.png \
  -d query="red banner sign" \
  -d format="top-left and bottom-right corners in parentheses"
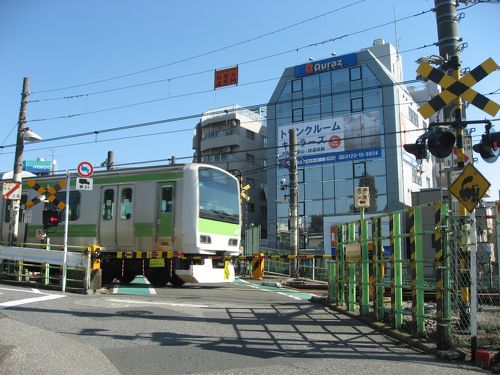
top-left (214, 66), bottom-right (238, 89)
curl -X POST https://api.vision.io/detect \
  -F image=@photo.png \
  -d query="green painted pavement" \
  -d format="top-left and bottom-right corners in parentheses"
top-left (113, 275), bottom-right (155, 295)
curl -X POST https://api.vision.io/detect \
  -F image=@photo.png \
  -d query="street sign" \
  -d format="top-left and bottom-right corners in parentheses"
top-left (77, 161), bottom-right (94, 177)
top-left (354, 186), bottom-right (370, 208)
top-left (417, 57), bottom-right (500, 118)
top-left (448, 163), bottom-right (490, 213)
top-left (22, 209), bottom-right (32, 224)
top-left (2, 182), bottom-right (21, 200)
top-left (76, 177), bottom-right (93, 191)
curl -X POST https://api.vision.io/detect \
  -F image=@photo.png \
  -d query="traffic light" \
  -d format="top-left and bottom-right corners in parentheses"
top-left (403, 139), bottom-right (427, 160)
top-left (43, 210), bottom-right (61, 229)
top-left (426, 129), bottom-right (455, 158)
top-left (473, 131), bottom-right (500, 163)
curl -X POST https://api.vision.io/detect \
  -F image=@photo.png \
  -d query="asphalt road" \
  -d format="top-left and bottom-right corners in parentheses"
top-left (0, 277), bottom-right (485, 375)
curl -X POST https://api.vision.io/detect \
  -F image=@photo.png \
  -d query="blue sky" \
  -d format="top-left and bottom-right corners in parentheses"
top-left (1, 1), bottom-right (499, 200)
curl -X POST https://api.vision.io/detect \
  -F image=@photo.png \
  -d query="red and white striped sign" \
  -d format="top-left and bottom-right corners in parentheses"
top-left (2, 182), bottom-right (22, 200)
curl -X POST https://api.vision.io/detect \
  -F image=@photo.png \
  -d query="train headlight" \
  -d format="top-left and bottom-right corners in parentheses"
top-left (200, 235), bottom-right (212, 244)
top-left (228, 238), bottom-right (238, 246)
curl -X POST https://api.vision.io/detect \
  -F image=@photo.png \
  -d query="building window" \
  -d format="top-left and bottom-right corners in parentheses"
top-left (292, 108), bottom-right (303, 122)
top-left (292, 79), bottom-right (303, 92)
top-left (262, 135), bottom-right (268, 147)
top-left (353, 162), bottom-right (366, 177)
top-left (412, 167), bottom-right (422, 185)
top-left (246, 153), bottom-right (255, 164)
top-left (409, 108), bottom-right (419, 126)
top-left (246, 129), bottom-right (255, 140)
top-left (351, 97), bottom-right (363, 112)
top-left (350, 66), bottom-right (362, 81)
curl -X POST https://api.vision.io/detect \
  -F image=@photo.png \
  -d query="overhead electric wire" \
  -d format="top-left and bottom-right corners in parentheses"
top-left (30, 0), bottom-right (368, 95)
top-left (27, 42), bottom-right (437, 124)
top-left (29, 6), bottom-right (436, 105)
top-left (6, 79), bottom-right (499, 153)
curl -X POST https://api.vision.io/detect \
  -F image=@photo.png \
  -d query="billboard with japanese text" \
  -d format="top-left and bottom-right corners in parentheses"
top-left (278, 110), bottom-right (383, 167)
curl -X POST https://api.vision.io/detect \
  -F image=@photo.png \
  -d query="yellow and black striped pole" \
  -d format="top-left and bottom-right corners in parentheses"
top-left (434, 201), bottom-right (451, 349)
top-left (390, 212), bottom-right (402, 330)
top-left (409, 207), bottom-right (425, 337)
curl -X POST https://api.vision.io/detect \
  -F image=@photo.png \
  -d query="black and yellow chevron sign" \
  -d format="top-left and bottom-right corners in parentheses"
top-left (417, 57), bottom-right (500, 119)
top-left (26, 179), bottom-right (66, 210)
top-left (241, 183), bottom-right (251, 202)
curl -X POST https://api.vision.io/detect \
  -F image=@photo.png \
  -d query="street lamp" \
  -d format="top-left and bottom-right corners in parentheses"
top-left (9, 77), bottom-right (43, 245)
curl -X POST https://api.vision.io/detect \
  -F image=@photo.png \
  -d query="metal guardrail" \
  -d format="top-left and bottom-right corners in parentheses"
top-left (0, 244), bottom-right (93, 292)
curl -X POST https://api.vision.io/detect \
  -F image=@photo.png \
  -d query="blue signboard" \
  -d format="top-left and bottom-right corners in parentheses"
top-left (23, 160), bottom-right (52, 174)
top-left (294, 53), bottom-right (357, 78)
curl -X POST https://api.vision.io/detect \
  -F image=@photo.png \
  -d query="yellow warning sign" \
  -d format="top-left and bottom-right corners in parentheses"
top-left (241, 183), bottom-right (250, 202)
top-left (449, 164), bottom-right (490, 213)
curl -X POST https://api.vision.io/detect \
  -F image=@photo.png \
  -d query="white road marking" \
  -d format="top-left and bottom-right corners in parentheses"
top-left (0, 294), bottom-right (65, 309)
top-left (0, 286), bottom-right (45, 294)
top-left (108, 298), bottom-right (208, 308)
top-left (143, 277), bottom-right (157, 295)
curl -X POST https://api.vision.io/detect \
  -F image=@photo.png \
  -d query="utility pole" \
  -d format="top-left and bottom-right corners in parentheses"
top-left (434, 0), bottom-right (466, 211)
top-left (434, 0), bottom-right (471, 354)
top-left (10, 77), bottom-right (30, 245)
top-left (289, 129), bottom-right (299, 278)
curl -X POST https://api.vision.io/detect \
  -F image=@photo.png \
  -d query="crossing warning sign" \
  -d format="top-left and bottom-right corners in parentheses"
top-left (448, 163), bottom-right (490, 213)
top-left (417, 57), bottom-right (500, 118)
top-left (26, 180), bottom-right (66, 210)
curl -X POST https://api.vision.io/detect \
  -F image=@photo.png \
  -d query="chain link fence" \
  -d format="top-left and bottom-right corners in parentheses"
top-left (449, 215), bottom-right (500, 353)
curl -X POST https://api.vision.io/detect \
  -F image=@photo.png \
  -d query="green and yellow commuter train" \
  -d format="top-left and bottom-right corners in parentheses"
top-left (0, 163), bottom-right (241, 287)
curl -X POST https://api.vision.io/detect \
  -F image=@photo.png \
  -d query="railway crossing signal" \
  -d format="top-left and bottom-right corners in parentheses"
top-left (42, 209), bottom-right (62, 229)
top-left (472, 123), bottom-right (500, 163)
top-left (26, 180), bottom-right (66, 210)
top-left (416, 57), bottom-right (499, 119)
top-left (403, 126), bottom-right (455, 160)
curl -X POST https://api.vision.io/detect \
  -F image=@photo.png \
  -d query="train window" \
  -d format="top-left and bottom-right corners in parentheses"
top-left (102, 189), bottom-right (114, 221)
top-left (198, 167), bottom-right (239, 224)
top-left (120, 188), bottom-right (133, 220)
top-left (3, 194), bottom-right (27, 223)
top-left (160, 187), bottom-right (173, 213)
top-left (53, 191), bottom-right (81, 221)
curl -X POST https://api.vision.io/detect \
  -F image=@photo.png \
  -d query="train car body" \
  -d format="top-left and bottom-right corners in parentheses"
top-left (0, 163), bottom-right (241, 286)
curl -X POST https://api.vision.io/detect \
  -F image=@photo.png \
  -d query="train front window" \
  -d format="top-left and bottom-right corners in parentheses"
top-left (199, 167), bottom-right (239, 224)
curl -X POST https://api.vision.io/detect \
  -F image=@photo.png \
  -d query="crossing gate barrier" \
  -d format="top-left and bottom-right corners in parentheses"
top-left (252, 252), bottom-right (264, 279)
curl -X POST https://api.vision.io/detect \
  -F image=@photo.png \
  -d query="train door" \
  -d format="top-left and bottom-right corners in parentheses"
top-left (99, 185), bottom-right (134, 249)
top-left (156, 183), bottom-right (174, 248)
